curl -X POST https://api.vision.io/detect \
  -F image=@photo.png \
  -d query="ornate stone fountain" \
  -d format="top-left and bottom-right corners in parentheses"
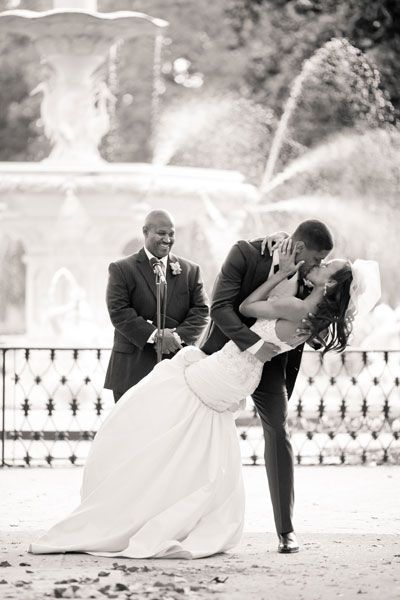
top-left (0, 1), bottom-right (167, 165)
top-left (0, 1), bottom-right (255, 345)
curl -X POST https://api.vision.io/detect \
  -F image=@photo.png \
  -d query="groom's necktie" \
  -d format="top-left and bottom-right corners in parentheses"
top-left (297, 279), bottom-right (305, 299)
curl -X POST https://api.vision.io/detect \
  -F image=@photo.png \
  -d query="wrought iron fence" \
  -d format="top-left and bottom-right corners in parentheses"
top-left (1, 347), bottom-right (399, 467)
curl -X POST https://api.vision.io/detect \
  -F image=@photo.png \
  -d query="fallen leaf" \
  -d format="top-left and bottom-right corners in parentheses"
top-left (15, 580), bottom-right (30, 586)
top-left (111, 563), bottom-right (126, 571)
top-left (209, 576), bottom-right (228, 584)
top-left (98, 585), bottom-right (111, 594)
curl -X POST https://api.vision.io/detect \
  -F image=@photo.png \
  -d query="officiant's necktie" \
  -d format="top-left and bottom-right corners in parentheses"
top-left (149, 257), bottom-right (166, 274)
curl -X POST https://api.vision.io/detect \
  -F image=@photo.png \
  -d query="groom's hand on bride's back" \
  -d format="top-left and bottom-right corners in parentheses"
top-left (254, 341), bottom-right (281, 363)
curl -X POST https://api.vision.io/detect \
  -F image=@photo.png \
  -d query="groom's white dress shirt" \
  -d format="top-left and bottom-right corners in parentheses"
top-left (247, 249), bottom-right (299, 355)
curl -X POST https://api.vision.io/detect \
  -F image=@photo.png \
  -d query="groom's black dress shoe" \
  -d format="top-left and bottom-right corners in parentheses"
top-left (278, 532), bottom-right (299, 554)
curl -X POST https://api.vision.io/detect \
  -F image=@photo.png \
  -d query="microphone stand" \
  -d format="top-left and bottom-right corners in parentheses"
top-left (155, 272), bottom-right (167, 363)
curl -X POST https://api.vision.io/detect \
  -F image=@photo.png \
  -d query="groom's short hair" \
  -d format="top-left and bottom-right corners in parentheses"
top-left (292, 220), bottom-right (334, 251)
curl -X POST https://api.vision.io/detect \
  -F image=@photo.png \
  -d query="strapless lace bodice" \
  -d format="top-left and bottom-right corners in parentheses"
top-left (183, 319), bottom-right (293, 413)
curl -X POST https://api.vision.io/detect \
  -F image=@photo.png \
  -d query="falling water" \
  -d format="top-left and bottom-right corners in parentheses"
top-left (259, 125), bottom-right (400, 199)
top-left (259, 38), bottom-right (395, 193)
top-left (152, 99), bottom-right (230, 166)
top-left (247, 194), bottom-right (394, 261)
top-left (152, 95), bottom-right (273, 171)
top-left (261, 131), bottom-right (366, 196)
top-left (104, 40), bottom-right (121, 160)
top-left (151, 33), bottom-right (165, 152)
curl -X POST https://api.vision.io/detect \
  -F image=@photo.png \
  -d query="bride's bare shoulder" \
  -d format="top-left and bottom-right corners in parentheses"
top-left (269, 296), bottom-right (309, 321)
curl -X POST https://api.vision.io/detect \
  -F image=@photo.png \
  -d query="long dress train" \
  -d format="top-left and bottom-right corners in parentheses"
top-left (29, 319), bottom-right (291, 559)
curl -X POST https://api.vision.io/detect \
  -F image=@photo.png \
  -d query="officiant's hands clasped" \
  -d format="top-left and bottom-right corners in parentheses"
top-left (155, 328), bottom-right (183, 355)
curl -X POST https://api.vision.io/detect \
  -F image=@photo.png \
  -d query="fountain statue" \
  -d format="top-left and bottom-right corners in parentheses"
top-left (0, 1), bottom-right (256, 345)
top-left (45, 267), bottom-right (97, 343)
top-left (0, 1), bottom-right (167, 165)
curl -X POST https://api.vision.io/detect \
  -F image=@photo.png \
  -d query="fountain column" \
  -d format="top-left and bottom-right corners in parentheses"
top-left (0, 5), bottom-right (168, 165)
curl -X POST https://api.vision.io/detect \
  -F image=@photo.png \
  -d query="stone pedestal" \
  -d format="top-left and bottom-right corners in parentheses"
top-left (0, 162), bottom-right (257, 346)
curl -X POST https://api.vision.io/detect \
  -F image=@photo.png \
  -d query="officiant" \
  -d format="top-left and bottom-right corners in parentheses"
top-left (104, 210), bottom-right (209, 402)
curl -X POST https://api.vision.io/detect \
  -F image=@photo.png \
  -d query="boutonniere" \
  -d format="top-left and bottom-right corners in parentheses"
top-left (170, 260), bottom-right (182, 276)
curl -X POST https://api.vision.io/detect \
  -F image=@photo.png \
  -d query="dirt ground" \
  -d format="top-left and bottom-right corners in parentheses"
top-left (1, 466), bottom-right (399, 599)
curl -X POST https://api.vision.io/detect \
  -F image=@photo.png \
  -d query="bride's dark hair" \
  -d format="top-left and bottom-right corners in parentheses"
top-left (308, 263), bottom-right (353, 354)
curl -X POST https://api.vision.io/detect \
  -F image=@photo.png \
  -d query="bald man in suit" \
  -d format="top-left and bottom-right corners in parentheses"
top-left (105, 210), bottom-right (209, 402)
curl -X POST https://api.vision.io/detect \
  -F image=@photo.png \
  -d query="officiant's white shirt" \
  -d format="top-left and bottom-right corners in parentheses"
top-left (144, 246), bottom-right (168, 270)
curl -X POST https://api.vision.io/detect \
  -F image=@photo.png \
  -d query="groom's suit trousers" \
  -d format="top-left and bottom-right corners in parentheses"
top-left (251, 385), bottom-right (294, 534)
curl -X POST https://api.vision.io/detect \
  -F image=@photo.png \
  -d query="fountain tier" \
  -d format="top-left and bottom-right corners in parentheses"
top-left (0, 161), bottom-right (256, 345)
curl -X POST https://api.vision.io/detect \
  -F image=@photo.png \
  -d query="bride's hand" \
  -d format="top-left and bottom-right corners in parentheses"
top-left (278, 239), bottom-right (304, 276)
top-left (260, 231), bottom-right (289, 255)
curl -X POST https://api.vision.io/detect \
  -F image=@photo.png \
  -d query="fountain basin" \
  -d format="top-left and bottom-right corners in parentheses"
top-left (0, 161), bottom-right (257, 346)
top-left (0, 9), bottom-right (168, 37)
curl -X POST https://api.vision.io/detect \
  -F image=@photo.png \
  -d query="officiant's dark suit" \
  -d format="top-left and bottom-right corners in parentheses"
top-left (104, 249), bottom-right (209, 403)
top-left (201, 238), bottom-right (309, 536)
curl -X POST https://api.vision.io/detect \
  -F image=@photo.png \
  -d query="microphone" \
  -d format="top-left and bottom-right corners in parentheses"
top-left (150, 258), bottom-right (167, 284)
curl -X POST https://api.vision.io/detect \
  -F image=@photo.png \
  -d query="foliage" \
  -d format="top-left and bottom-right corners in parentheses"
top-left (224, 0), bottom-right (399, 147)
top-left (0, 0), bottom-right (398, 169)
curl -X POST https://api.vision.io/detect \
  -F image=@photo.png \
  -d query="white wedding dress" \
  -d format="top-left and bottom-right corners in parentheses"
top-left (29, 319), bottom-right (292, 559)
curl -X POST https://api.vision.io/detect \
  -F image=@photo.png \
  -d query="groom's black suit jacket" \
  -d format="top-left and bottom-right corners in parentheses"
top-left (104, 248), bottom-right (209, 394)
top-left (200, 239), bottom-right (306, 398)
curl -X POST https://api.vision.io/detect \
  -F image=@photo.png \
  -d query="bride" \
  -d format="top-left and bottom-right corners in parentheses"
top-left (29, 242), bottom-right (374, 559)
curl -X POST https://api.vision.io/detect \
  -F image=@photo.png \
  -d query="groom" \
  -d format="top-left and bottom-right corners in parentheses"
top-left (201, 219), bottom-right (334, 553)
